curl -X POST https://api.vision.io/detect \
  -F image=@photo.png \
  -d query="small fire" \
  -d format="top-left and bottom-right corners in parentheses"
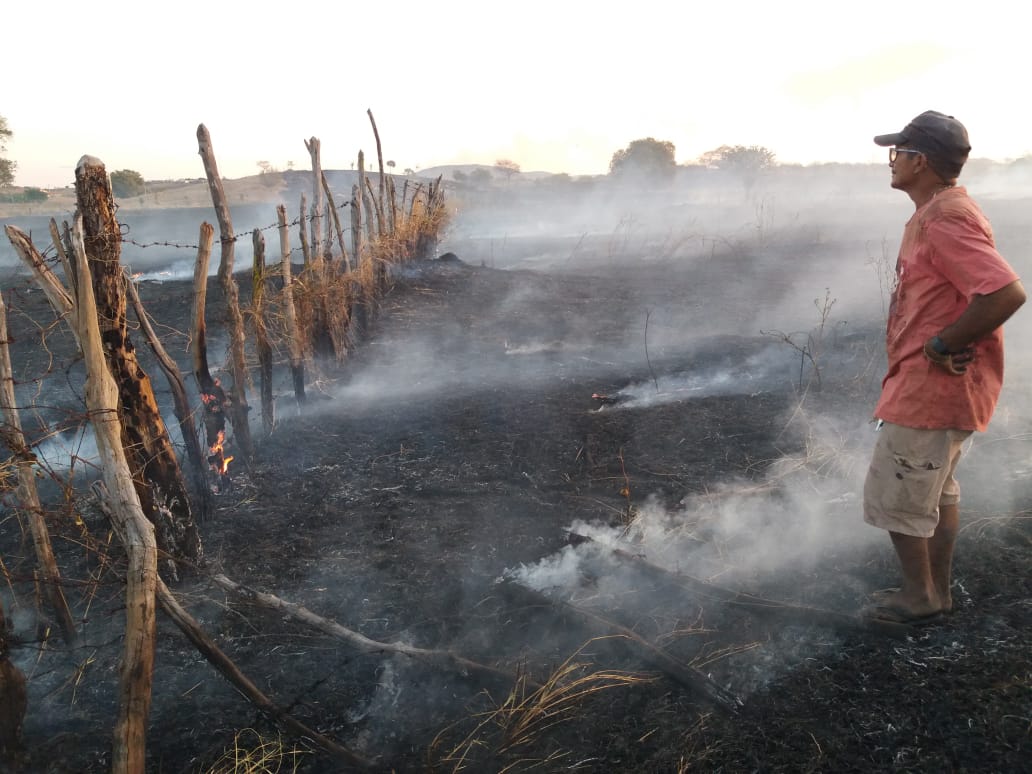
top-left (200, 378), bottom-right (233, 492)
top-left (208, 430), bottom-right (234, 477)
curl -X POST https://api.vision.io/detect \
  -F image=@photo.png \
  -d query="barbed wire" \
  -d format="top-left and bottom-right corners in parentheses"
top-left (120, 198), bottom-right (355, 252)
top-left (22, 174), bottom-right (441, 263)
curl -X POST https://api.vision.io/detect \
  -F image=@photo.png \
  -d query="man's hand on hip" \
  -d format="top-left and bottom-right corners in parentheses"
top-left (924, 336), bottom-right (974, 375)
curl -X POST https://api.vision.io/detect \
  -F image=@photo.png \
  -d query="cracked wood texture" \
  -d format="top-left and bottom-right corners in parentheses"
top-left (74, 156), bottom-right (201, 565)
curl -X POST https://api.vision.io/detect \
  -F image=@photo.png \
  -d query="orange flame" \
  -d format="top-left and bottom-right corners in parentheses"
top-left (208, 430), bottom-right (233, 476)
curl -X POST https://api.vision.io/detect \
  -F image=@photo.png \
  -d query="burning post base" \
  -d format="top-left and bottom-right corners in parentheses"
top-left (199, 379), bottom-right (235, 494)
top-left (206, 429), bottom-right (234, 494)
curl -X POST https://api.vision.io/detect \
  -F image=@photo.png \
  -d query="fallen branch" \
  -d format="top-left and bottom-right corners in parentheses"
top-left (495, 578), bottom-right (742, 716)
top-left (89, 492), bottom-right (373, 770)
top-left (212, 573), bottom-right (527, 691)
top-left (156, 578), bottom-right (373, 770)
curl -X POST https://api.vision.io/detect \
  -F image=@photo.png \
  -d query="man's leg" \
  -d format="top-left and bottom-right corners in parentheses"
top-left (928, 502), bottom-right (959, 611)
top-left (886, 531), bottom-right (942, 616)
top-left (864, 424), bottom-right (967, 619)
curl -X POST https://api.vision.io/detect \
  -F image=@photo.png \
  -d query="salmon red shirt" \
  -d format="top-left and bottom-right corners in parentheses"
top-left (874, 187), bottom-right (1020, 432)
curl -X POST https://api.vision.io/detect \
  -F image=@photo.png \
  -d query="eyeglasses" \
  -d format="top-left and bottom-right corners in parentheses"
top-left (889, 147), bottom-right (923, 163)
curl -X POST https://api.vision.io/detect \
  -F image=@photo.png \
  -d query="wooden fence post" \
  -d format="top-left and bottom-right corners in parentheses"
top-left (304, 137), bottom-right (324, 268)
top-left (358, 151), bottom-right (376, 247)
top-left (190, 222), bottom-right (233, 494)
top-left (74, 156), bottom-right (201, 567)
top-left (367, 109), bottom-right (387, 238)
top-left (252, 229), bottom-right (274, 434)
top-left (196, 125), bottom-right (254, 464)
top-left (0, 291), bottom-right (78, 645)
top-left (298, 192), bottom-right (311, 267)
top-left (385, 174), bottom-right (398, 237)
top-left (350, 184), bottom-right (363, 267)
top-left (276, 205), bottom-right (306, 406)
top-left (68, 213), bottom-right (157, 774)
top-left (320, 172), bottom-right (350, 271)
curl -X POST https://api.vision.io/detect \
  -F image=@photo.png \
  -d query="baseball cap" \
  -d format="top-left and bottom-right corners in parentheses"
top-left (874, 110), bottom-right (971, 180)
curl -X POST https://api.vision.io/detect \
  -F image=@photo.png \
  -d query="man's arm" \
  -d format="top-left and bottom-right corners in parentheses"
top-left (938, 280), bottom-right (1027, 350)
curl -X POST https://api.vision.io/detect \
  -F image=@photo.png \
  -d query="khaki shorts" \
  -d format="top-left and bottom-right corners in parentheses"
top-left (863, 422), bottom-right (972, 538)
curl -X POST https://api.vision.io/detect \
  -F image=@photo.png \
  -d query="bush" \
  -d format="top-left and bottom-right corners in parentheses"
top-left (110, 169), bottom-right (145, 197)
top-left (0, 186), bottom-right (48, 203)
top-left (20, 187), bottom-right (48, 202)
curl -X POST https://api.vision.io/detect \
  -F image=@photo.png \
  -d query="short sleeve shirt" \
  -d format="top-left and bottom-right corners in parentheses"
top-left (874, 187), bottom-right (1020, 432)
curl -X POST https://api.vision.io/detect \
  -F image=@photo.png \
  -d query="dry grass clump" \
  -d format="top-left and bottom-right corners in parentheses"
top-left (259, 176), bottom-right (450, 369)
top-left (283, 267), bottom-right (358, 364)
top-left (368, 186), bottom-right (452, 269)
top-left (428, 642), bottom-right (654, 772)
top-left (205, 728), bottom-right (308, 774)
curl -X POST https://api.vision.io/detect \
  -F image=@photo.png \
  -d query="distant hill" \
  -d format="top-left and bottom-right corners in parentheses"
top-left (0, 169), bottom-right (444, 217)
top-left (416, 164), bottom-right (562, 182)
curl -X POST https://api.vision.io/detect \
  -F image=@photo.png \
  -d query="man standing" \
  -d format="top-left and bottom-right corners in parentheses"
top-left (863, 111), bottom-right (1026, 624)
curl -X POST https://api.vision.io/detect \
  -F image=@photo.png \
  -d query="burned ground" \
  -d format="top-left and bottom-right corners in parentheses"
top-left (0, 245), bottom-right (1030, 773)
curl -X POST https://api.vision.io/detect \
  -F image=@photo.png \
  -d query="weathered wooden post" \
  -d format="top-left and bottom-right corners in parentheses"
top-left (385, 174), bottom-right (398, 237)
top-left (349, 183), bottom-right (369, 342)
top-left (196, 124), bottom-right (254, 464)
top-left (297, 192), bottom-right (311, 267)
top-left (323, 194), bottom-right (334, 263)
top-left (320, 172), bottom-right (350, 271)
top-left (0, 291), bottom-right (78, 644)
top-left (251, 229), bottom-right (274, 433)
top-left (276, 205), bottom-right (306, 406)
top-left (190, 222), bottom-right (232, 493)
top-left (304, 137), bottom-right (325, 268)
top-left (350, 184), bottom-right (363, 264)
top-left (68, 213), bottom-right (157, 774)
top-left (367, 109), bottom-right (387, 238)
top-left (358, 152), bottom-right (376, 248)
top-left (74, 156), bottom-right (201, 567)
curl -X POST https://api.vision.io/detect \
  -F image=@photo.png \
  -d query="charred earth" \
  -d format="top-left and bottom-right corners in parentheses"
top-left (0, 243), bottom-right (1029, 773)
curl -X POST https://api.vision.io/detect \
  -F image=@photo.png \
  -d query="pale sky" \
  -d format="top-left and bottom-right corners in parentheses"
top-left (5, 0), bottom-right (1029, 188)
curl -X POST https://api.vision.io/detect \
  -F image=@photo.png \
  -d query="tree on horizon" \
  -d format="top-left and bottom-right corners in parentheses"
top-left (0, 114), bottom-right (15, 187)
top-left (110, 169), bottom-right (145, 198)
top-left (495, 159), bottom-right (520, 182)
top-left (698, 144), bottom-right (776, 193)
top-left (609, 138), bottom-right (677, 182)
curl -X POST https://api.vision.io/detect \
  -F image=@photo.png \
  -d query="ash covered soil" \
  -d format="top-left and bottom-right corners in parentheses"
top-left (2, 245), bottom-right (1030, 773)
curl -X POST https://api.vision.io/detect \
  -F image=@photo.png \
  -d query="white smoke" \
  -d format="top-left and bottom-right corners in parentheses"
top-left (511, 403), bottom-right (881, 597)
